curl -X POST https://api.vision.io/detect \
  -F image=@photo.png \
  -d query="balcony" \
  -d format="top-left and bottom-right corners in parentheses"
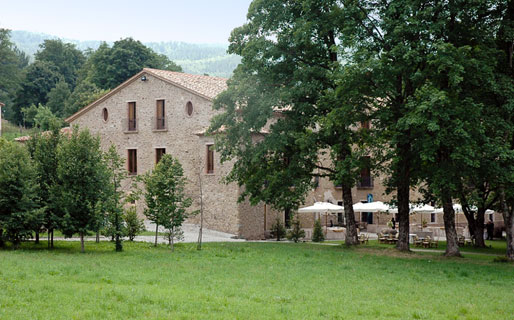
top-left (357, 176), bottom-right (374, 189)
top-left (152, 117), bottom-right (168, 131)
top-left (123, 118), bottom-right (138, 133)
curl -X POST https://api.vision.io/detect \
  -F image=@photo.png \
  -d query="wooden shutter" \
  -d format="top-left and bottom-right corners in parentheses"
top-left (128, 102), bottom-right (136, 131)
top-left (206, 145), bottom-right (214, 173)
top-left (156, 100), bottom-right (165, 129)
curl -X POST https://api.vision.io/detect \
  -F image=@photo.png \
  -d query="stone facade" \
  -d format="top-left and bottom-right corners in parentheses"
top-left (66, 68), bottom-right (488, 240)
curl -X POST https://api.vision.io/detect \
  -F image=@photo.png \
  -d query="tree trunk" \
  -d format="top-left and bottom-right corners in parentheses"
top-left (51, 229), bottom-right (54, 248)
top-left (80, 232), bottom-right (85, 253)
top-left (35, 231), bottom-right (39, 244)
top-left (115, 211), bottom-right (122, 252)
top-left (342, 185), bottom-right (358, 246)
top-left (0, 228), bottom-right (4, 247)
top-left (442, 195), bottom-right (461, 257)
top-left (170, 229), bottom-right (175, 252)
top-left (473, 208), bottom-right (486, 248)
top-left (96, 230), bottom-right (100, 243)
top-left (396, 146), bottom-right (410, 252)
top-left (47, 231), bottom-right (51, 249)
top-left (154, 223), bottom-right (159, 247)
top-left (499, 187), bottom-right (514, 260)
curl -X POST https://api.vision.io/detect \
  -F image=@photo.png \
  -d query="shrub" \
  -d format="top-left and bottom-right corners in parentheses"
top-left (270, 217), bottom-right (286, 241)
top-left (125, 207), bottom-right (145, 241)
top-left (287, 219), bottom-right (305, 243)
top-left (312, 219), bottom-right (325, 242)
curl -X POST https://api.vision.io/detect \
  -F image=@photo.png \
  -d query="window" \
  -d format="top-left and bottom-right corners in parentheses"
top-left (206, 144), bottom-right (214, 174)
top-left (360, 120), bottom-right (370, 129)
top-left (186, 101), bottom-right (194, 116)
top-left (361, 212), bottom-right (373, 224)
top-left (284, 208), bottom-right (291, 228)
top-left (337, 201), bottom-right (344, 225)
top-left (128, 149), bottom-right (137, 175)
top-left (155, 148), bottom-right (166, 164)
top-left (128, 102), bottom-right (137, 131)
top-left (156, 100), bottom-right (165, 130)
top-left (102, 108), bottom-right (108, 122)
top-left (357, 157), bottom-right (373, 188)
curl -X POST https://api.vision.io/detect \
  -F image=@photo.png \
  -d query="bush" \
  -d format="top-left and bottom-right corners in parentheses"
top-left (270, 217), bottom-right (286, 241)
top-left (312, 219), bottom-right (325, 242)
top-left (287, 219), bottom-right (305, 243)
top-left (125, 207), bottom-right (145, 241)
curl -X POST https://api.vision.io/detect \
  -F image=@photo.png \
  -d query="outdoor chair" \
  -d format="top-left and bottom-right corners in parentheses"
top-left (413, 235), bottom-right (423, 247)
top-left (378, 232), bottom-right (388, 244)
top-left (430, 237), bottom-right (438, 248)
top-left (422, 236), bottom-right (431, 248)
top-left (457, 236), bottom-right (465, 247)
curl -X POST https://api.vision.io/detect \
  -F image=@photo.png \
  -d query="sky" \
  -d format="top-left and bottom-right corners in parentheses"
top-left (0, 0), bottom-right (254, 43)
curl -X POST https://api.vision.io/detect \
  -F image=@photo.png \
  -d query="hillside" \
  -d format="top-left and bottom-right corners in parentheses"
top-left (10, 30), bottom-right (240, 78)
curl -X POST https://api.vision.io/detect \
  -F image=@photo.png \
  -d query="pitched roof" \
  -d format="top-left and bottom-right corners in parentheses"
top-left (65, 68), bottom-right (228, 123)
top-left (144, 68), bottom-right (227, 100)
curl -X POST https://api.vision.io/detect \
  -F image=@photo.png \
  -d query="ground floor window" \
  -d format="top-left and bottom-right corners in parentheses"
top-left (361, 212), bottom-right (373, 224)
top-left (128, 149), bottom-right (137, 175)
top-left (284, 208), bottom-right (291, 228)
top-left (155, 148), bottom-right (166, 164)
top-left (430, 213), bottom-right (436, 223)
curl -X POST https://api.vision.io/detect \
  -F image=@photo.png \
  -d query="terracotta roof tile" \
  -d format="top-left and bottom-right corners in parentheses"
top-left (144, 68), bottom-right (228, 100)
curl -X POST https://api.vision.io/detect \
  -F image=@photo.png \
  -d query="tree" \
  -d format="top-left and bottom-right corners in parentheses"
top-left (312, 219), bottom-right (325, 243)
top-left (26, 127), bottom-right (61, 248)
top-left (287, 218), bottom-right (306, 243)
top-left (46, 79), bottom-right (71, 117)
top-left (103, 145), bottom-right (129, 251)
top-left (55, 128), bottom-right (108, 253)
top-left (0, 140), bottom-right (41, 249)
top-left (63, 79), bottom-right (108, 118)
top-left (33, 105), bottom-right (63, 131)
top-left (210, 0), bottom-right (362, 246)
top-left (125, 207), bottom-right (144, 241)
top-left (13, 61), bottom-right (61, 124)
top-left (141, 155), bottom-right (195, 251)
top-left (270, 217), bottom-right (286, 241)
top-left (34, 39), bottom-right (85, 89)
top-left (0, 29), bottom-right (28, 123)
top-left (88, 38), bottom-right (182, 90)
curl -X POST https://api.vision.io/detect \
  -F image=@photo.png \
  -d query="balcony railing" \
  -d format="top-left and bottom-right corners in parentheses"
top-left (152, 117), bottom-right (168, 131)
top-left (123, 118), bottom-right (138, 132)
top-left (357, 176), bottom-right (374, 188)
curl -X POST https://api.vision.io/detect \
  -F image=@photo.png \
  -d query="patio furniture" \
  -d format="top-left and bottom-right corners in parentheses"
top-left (358, 233), bottom-right (369, 244)
top-left (430, 237), bottom-right (438, 248)
top-left (378, 232), bottom-right (388, 244)
top-left (457, 235), bottom-right (465, 247)
top-left (413, 235), bottom-right (423, 247)
top-left (422, 236), bottom-right (431, 248)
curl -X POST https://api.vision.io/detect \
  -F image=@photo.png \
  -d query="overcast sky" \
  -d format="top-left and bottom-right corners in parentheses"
top-left (0, 0), bottom-right (254, 43)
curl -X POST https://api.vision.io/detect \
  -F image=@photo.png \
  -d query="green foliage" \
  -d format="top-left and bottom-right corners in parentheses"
top-left (87, 38), bottom-right (182, 90)
top-left (54, 128), bottom-right (108, 251)
top-left (0, 29), bottom-right (28, 123)
top-left (21, 103), bottom-right (39, 127)
top-left (124, 207), bottom-right (144, 241)
top-left (63, 79), bottom-right (108, 118)
top-left (270, 218), bottom-right (286, 241)
top-left (33, 105), bottom-right (63, 130)
top-left (103, 145), bottom-right (128, 251)
top-left (34, 39), bottom-right (85, 89)
top-left (46, 79), bottom-right (71, 117)
top-left (287, 218), bottom-right (305, 243)
top-left (26, 128), bottom-right (61, 246)
top-left (312, 219), bottom-right (324, 243)
top-left (0, 140), bottom-right (40, 247)
top-left (141, 154), bottom-right (195, 250)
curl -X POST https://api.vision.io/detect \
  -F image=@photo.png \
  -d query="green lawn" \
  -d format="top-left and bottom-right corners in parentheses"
top-left (1, 241), bottom-right (513, 319)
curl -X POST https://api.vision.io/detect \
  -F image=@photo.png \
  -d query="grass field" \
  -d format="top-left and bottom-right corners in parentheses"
top-left (0, 119), bottom-right (36, 141)
top-left (1, 241), bottom-right (513, 320)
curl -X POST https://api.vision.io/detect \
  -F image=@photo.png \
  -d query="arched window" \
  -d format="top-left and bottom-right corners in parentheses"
top-left (186, 101), bottom-right (193, 116)
top-left (102, 108), bottom-right (108, 122)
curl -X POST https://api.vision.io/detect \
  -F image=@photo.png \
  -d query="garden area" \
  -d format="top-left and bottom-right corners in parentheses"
top-left (1, 240), bottom-right (513, 319)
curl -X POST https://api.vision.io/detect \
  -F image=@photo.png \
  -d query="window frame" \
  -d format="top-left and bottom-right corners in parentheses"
top-left (206, 144), bottom-right (214, 174)
top-left (127, 149), bottom-right (137, 175)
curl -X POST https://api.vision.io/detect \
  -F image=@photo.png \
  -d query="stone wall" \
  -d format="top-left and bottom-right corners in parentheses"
top-left (70, 72), bottom-right (241, 235)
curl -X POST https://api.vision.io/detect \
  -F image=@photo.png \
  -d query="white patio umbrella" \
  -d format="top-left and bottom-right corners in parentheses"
top-left (298, 202), bottom-right (345, 233)
top-left (412, 204), bottom-right (435, 229)
top-left (353, 201), bottom-right (391, 227)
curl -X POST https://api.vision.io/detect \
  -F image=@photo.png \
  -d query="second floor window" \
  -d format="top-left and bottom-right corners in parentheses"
top-left (128, 102), bottom-right (137, 131)
top-left (128, 149), bottom-right (137, 175)
top-left (206, 144), bottom-right (214, 174)
top-left (156, 100), bottom-right (165, 130)
top-left (357, 156), bottom-right (373, 188)
top-left (156, 148), bottom-right (166, 164)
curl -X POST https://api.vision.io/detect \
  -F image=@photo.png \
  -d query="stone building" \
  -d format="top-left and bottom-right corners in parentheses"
top-left (65, 68), bottom-right (495, 240)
